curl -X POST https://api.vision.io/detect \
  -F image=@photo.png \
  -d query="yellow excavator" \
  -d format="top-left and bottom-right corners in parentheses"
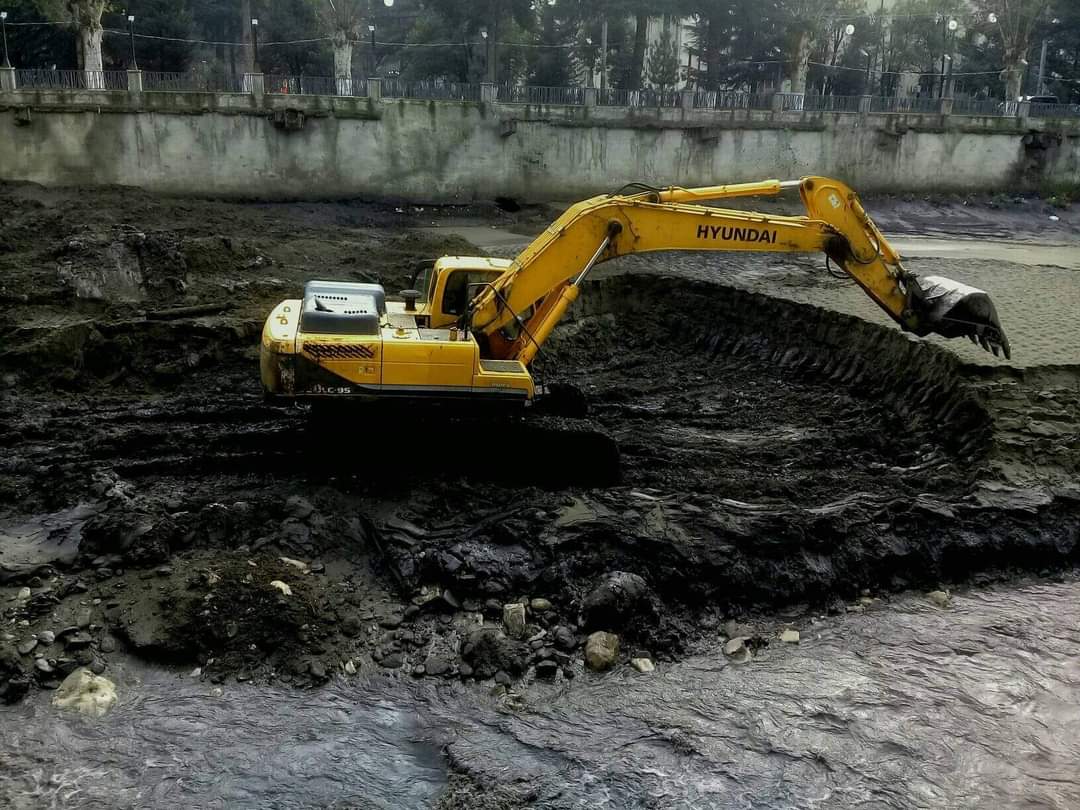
top-left (260, 176), bottom-right (1010, 406)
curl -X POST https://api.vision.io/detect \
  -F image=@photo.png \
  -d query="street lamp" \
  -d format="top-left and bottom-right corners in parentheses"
top-left (845, 24), bottom-right (855, 37)
top-left (1, 12), bottom-right (10, 70)
top-left (384, 0), bottom-right (394, 6)
top-left (988, 13), bottom-right (998, 24)
top-left (127, 15), bottom-right (137, 70)
top-left (251, 18), bottom-right (259, 72)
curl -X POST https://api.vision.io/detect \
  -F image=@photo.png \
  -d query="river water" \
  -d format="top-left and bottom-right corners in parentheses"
top-left (3, 578), bottom-right (1079, 809)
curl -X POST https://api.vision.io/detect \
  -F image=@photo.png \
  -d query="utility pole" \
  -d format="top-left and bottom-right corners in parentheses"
top-left (600, 19), bottom-right (608, 92)
top-left (127, 15), bottom-right (137, 70)
top-left (1037, 37), bottom-right (1048, 94)
top-left (1, 12), bottom-right (10, 69)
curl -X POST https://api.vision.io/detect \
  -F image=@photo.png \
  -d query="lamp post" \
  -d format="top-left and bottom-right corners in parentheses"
top-left (127, 14), bottom-right (137, 70)
top-left (1037, 18), bottom-right (1059, 95)
top-left (1, 11), bottom-right (10, 69)
top-left (939, 17), bottom-right (957, 98)
top-left (251, 18), bottom-right (259, 72)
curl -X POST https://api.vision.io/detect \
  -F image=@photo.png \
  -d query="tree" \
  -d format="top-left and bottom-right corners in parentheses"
top-left (646, 22), bottom-right (680, 91)
top-left (35, 0), bottom-right (109, 71)
top-left (973, 0), bottom-right (1053, 99)
top-left (315, 0), bottom-right (363, 81)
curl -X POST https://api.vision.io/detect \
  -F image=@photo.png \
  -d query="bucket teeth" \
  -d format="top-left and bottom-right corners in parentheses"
top-left (915, 275), bottom-right (1011, 360)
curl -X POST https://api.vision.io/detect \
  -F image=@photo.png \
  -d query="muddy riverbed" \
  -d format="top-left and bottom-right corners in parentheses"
top-left (1, 184), bottom-right (1079, 807)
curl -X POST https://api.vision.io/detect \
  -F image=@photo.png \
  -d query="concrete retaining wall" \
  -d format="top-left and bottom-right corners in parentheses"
top-left (1, 90), bottom-right (1078, 201)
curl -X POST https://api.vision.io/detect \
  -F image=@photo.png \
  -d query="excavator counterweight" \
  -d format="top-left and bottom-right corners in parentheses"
top-left (261, 176), bottom-right (1010, 405)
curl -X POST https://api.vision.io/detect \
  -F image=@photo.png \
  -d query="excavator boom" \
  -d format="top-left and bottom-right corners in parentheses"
top-left (260, 176), bottom-right (1010, 405)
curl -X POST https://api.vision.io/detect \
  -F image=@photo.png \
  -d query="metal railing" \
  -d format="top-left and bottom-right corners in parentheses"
top-left (265, 75), bottom-right (369, 97)
top-left (805, 94), bottom-right (863, 113)
top-left (142, 71), bottom-right (247, 93)
top-left (692, 90), bottom-right (774, 111)
top-left (1030, 102), bottom-right (1080, 119)
top-left (597, 87), bottom-right (683, 107)
top-left (382, 79), bottom-right (481, 102)
top-left (15, 68), bottom-right (128, 91)
top-left (498, 84), bottom-right (585, 106)
top-left (870, 96), bottom-right (944, 114)
top-left (5, 69), bottom-right (1080, 122)
top-left (950, 98), bottom-right (1004, 116)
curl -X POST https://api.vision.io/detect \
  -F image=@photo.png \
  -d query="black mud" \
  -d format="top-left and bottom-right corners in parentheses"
top-left (1, 185), bottom-right (1078, 718)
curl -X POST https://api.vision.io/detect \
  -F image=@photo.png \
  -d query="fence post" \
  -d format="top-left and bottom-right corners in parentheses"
top-left (584, 87), bottom-right (597, 107)
top-left (1016, 100), bottom-right (1031, 123)
top-left (127, 68), bottom-right (143, 94)
top-left (0, 66), bottom-right (14, 92)
top-left (480, 82), bottom-right (497, 104)
top-left (243, 72), bottom-right (265, 99)
top-left (367, 77), bottom-right (381, 101)
top-left (770, 92), bottom-right (784, 114)
top-left (681, 90), bottom-right (694, 112)
top-left (859, 95), bottom-right (872, 117)
top-left (940, 97), bottom-right (953, 117)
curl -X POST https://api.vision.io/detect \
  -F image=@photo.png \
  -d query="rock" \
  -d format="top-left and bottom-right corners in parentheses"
top-left (34, 658), bottom-right (54, 675)
top-left (38, 631), bottom-right (55, 646)
top-left (502, 603), bottom-right (527, 639)
top-left (494, 670), bottom-right (512, 686)
top-left (458, 663), bottom-right (474, 679)
top-left (156, 566), bottom-right (174, 577)
top-left (309, 561), bottom-right (326, 574)
top-left (378, 614), bottom-right (403, 629)
top-left (780, 629), bottom-right (800, 644)
top-left (584, 631), bottom-right (620, 672)
top-left (530, 598), bottom-right (553, 613)
top-left (344, 660), bottom-right (357, 676)
top-left (279, 557), bottom-right (310, 573)
top-left (15, 587), bottom-right (31, 601)
top-left (552, 626), bottom-right (576, 651)
top-left (461, 627), bottom-right (527, 679)
top-left (89, 659), bottom-right (106, 676)
top-left (724, 637), bottom-right (751, 663)
top-left (308, 660), bottom-right (327, 680)
top-left (927, 590), bottom-right (951, 608)
top-left (441, 590), bottom-right (461, 611)
top-left (52, 668), bottom-right (117, 717)
top-left (76, 609), bottom-right (92, 629)
top-left (535, 660), bottom-right (559, 680)
top-left (17, 639), bottom-right (37, 656)
top-left (424, 655), bottom-right (451, 677)
top-left (64, 632), bottom-right (93, 650)
top-left (411, 665), bottom-right (425, 677)
top-left (582, 572), bottom-right (654, 632)
top-left (380, 654), bottom-right (403, 669)
top-left (269, 580), bottom-right (293, 597)
top-left (285, 496), bottom-right (314, 521)
top-left (630, 657), bottom-right (655, 673)
top-left (340, 615), bottom-right (364, 638)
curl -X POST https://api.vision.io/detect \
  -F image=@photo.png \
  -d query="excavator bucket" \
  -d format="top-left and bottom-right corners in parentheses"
top-left (913, 275), bottom-right (1011, 359)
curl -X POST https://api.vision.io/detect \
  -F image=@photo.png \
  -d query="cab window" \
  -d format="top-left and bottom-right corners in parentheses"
top-left (440, 270), bottom-right (503, 317)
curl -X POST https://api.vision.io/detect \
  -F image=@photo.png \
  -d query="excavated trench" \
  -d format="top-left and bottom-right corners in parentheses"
top-left (2, 263), bottom-right (1079, 710)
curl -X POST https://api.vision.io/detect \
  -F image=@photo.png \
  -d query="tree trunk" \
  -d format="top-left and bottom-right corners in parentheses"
top-left (629, 14), bottom-right (648, 90)
top-left (239, 0), bottom-right (254, 75)
top-left (77, 19), bottom-right (103, 75)
top-left (333, 33), bottom-right (354, 94)
top-left (1003, 61), bottom-right (1025, 101)
top-left (704, 15), bottom-right (723, 91)
top-left (789, 29), bottom-right (812, 94)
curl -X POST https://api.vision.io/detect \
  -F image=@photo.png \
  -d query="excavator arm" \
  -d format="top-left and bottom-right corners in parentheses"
top-left (468, 176), bottom-right (1011, 363)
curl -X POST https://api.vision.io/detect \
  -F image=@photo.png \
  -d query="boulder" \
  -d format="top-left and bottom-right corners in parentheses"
top-left (582, 572), bottom-right (653, 632)
top-left (630, 657), bottom-right (655, 673)
top-left (927, 590), bottom-right (951, 608)
top-left (461, 627), bottom-right (526, 679)
top-left (723, 637), bottom-right (751, 664)
top-left (584, 631), bottom-right (620, 672)
top-left (502, 603), bottom-right (527, 639)
top-left (779, 629), bottom-right (800, 644)
top-left (52, 668), bottom-right (117, 717)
